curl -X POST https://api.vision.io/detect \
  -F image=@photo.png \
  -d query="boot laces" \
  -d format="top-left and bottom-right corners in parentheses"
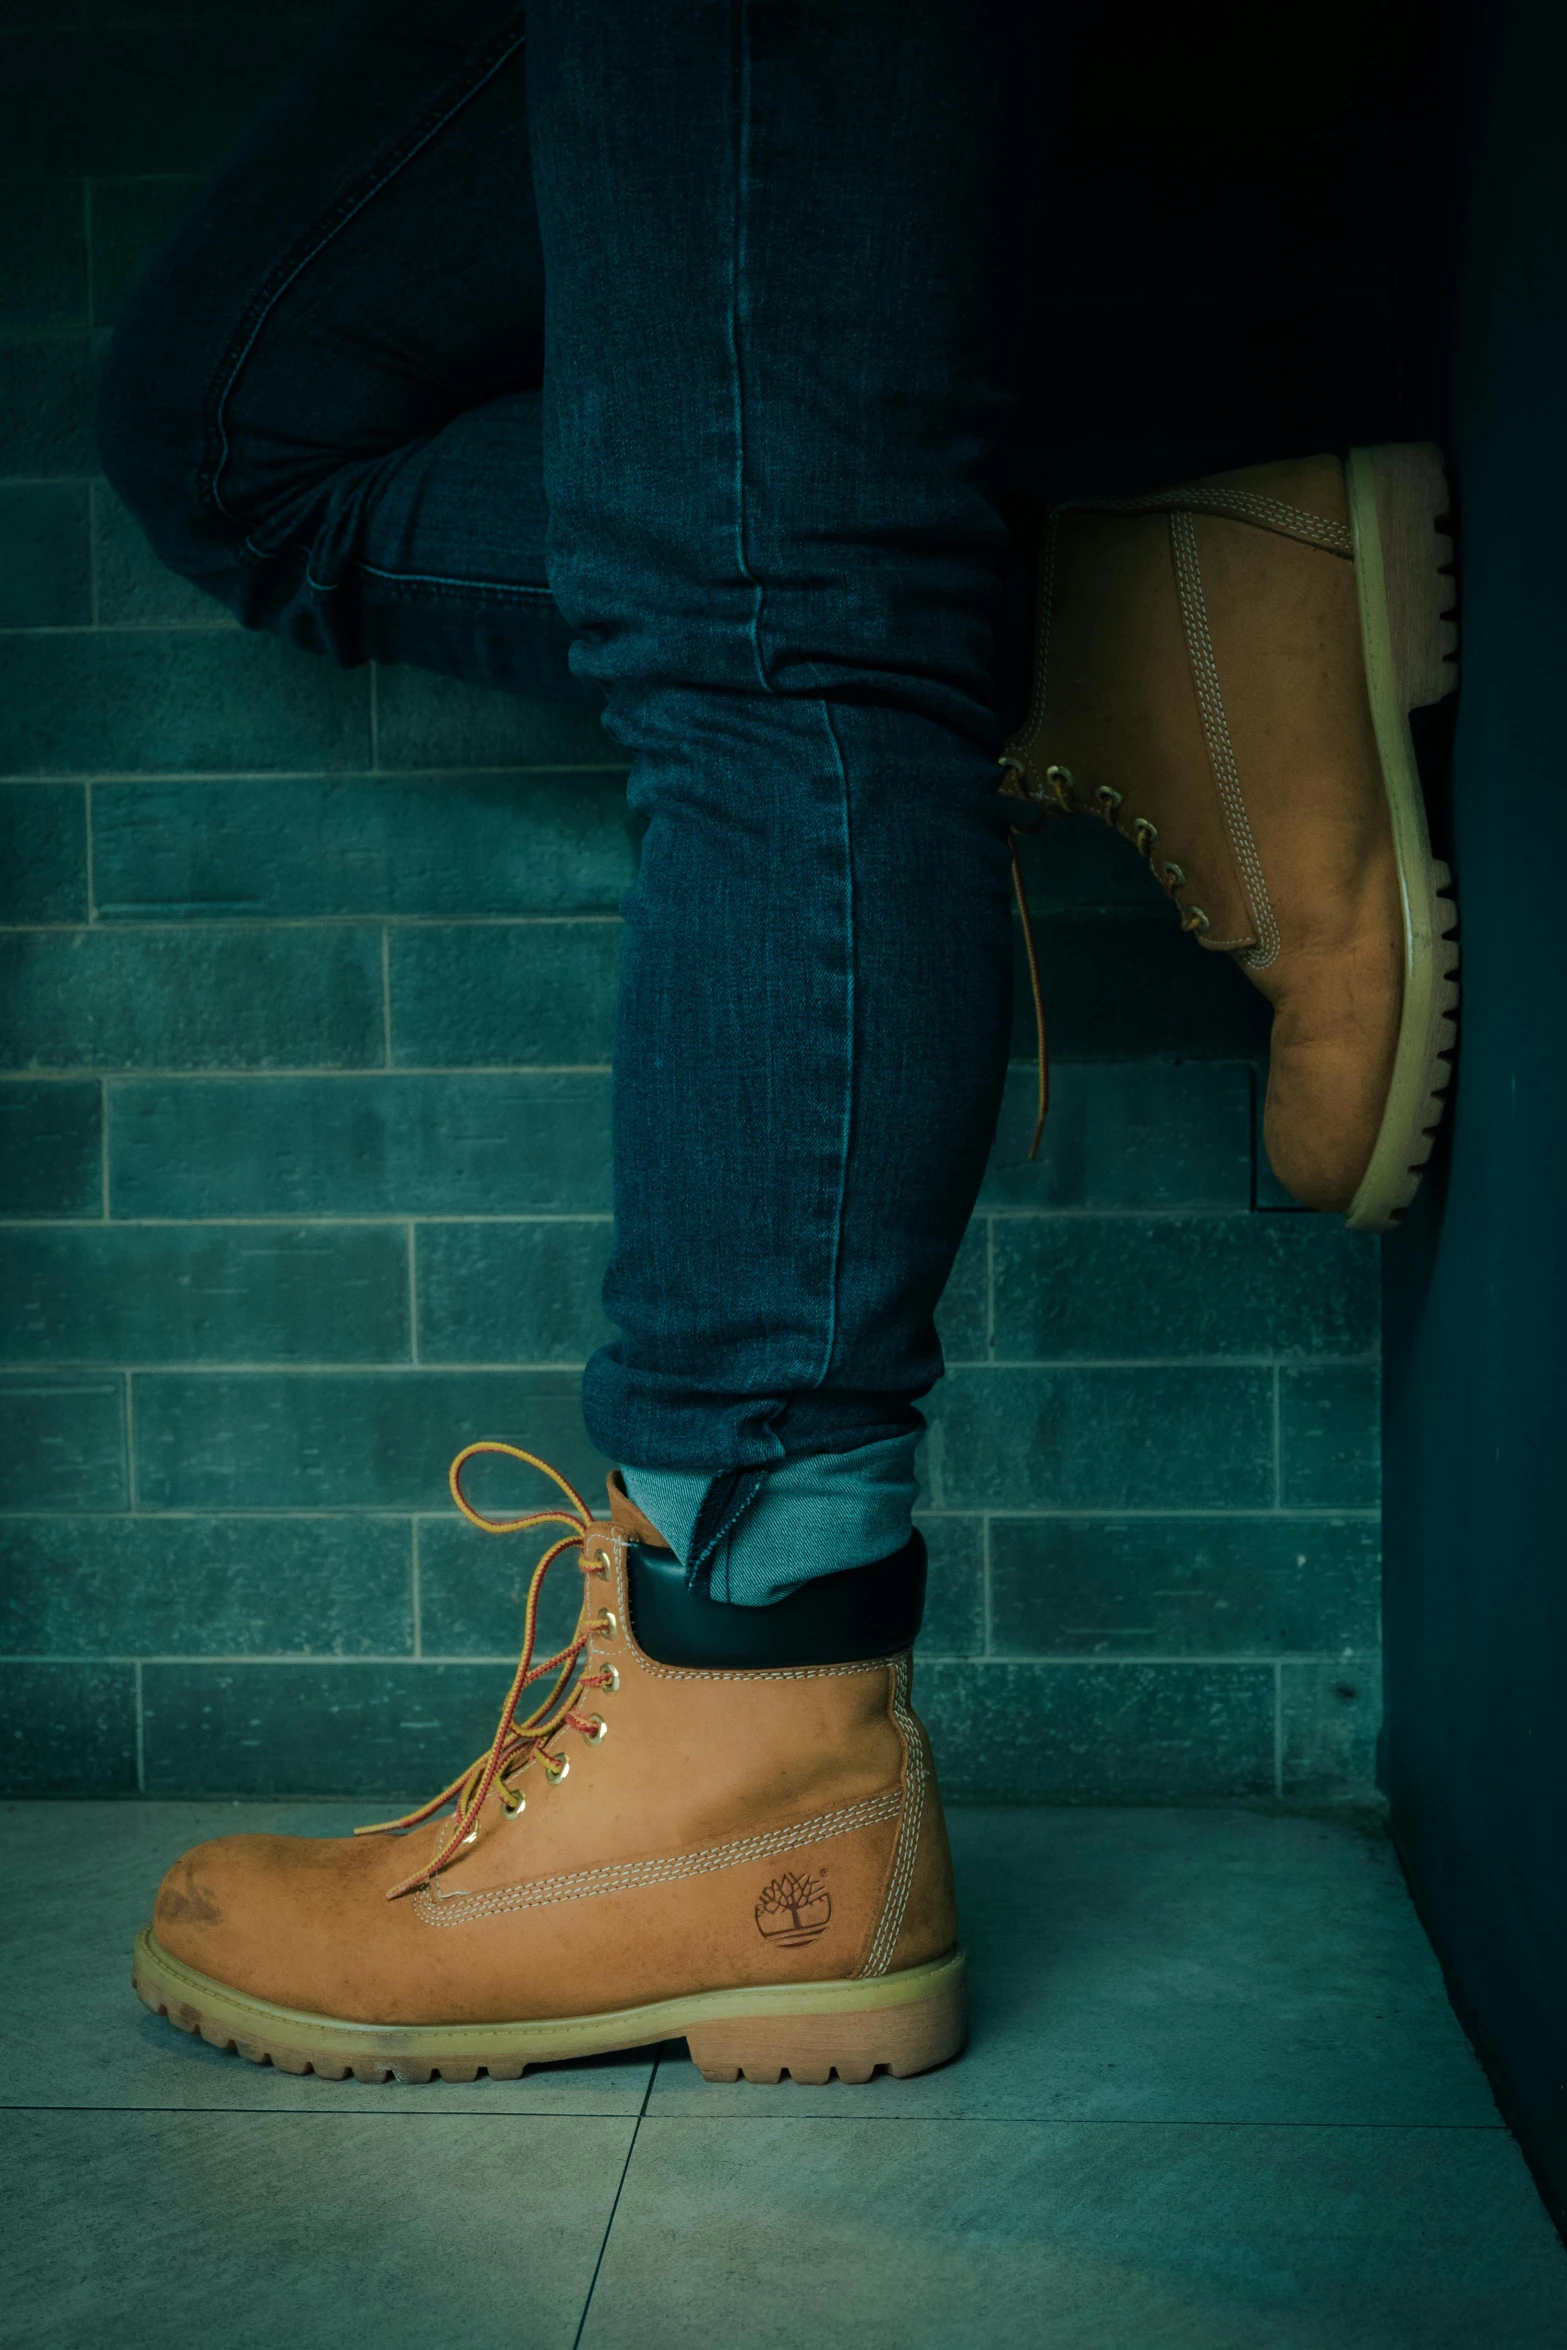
top-left (1000, 481), bottom-right (1357, 970)
top-left (356, 1445), bottom-right (617, 1900)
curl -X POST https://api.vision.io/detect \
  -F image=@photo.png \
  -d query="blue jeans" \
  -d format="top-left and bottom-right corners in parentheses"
top-left (101, 0), bottom-right (1040, 1597)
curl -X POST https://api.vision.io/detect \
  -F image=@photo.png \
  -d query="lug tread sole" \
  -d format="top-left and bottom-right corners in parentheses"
top-left (131, 1928), bottom-right (966, 2088)
top-left (1344, 442), bottom-right (1461, 1232)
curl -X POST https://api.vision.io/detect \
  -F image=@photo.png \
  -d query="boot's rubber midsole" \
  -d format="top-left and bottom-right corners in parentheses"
top-left (1343, 444), bottom-right (1459, 1232)
top-left (133, 1926), bottom-right (966, 2075)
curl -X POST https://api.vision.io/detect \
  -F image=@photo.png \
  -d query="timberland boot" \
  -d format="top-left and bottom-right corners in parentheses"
top-left (133, 1446), bottom-right (964, 2086)
top-left (1001, 445), bottom-right (1459, 1227)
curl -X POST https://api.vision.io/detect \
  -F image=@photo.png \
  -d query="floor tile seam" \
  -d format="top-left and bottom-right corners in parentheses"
top-left (627, 2113), bottom-right (1511, 2131)
top-left (0, 2102), bottom-right (656, 2119)
top-left (571, 2053), bottom-right (658, 2347)
top-left (2, 2111), bottom-right (1507, 2134)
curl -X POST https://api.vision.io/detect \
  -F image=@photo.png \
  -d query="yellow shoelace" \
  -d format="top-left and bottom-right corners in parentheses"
top-left (356, 1445), bottom-right (616, 1900)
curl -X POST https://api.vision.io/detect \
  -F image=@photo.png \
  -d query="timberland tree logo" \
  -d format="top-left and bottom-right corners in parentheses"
top-left (754, 1868), bottom-right (832, 1947)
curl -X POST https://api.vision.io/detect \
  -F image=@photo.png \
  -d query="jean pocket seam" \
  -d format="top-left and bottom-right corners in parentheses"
top-left (198, 19), bottom-right (529, 530)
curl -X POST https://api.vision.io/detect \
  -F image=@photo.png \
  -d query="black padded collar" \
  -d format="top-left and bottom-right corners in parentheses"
top-left (626, 1532), bottom-right (926, 1669)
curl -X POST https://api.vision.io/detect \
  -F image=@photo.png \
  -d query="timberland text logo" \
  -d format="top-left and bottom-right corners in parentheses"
top-left (754, 1868), bottom-right (831, 1947)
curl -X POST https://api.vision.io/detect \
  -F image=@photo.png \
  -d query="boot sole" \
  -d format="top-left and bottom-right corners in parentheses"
top-left (131, 1928), bottom-right (967, 2087)
top-left (1343, 443), bottom-right (1460, 1231)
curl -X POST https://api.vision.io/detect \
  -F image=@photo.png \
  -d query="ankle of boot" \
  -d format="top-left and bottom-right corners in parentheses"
top-left (626, 1532), bottom-right (926, 1668)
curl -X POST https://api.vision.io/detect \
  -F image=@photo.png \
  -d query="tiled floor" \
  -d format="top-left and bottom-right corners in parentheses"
top-left (5, 1802), bottom-right (1564, 2347)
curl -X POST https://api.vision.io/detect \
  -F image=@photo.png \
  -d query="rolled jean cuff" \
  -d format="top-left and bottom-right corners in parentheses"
top-left (621, 1432), bottom-right (920, 1608)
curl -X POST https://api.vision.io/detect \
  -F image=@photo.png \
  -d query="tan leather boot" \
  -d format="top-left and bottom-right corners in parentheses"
top-left (1001, 446), bottom-right (1459, 1227)
top-left (133, 1448), bottom-right (964, 2086)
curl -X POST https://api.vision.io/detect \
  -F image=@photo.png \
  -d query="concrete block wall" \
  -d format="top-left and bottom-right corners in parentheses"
top-left (0, 0), bottom-right (1387, 1803)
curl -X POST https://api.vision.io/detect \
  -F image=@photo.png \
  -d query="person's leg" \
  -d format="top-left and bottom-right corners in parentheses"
top-left (133, 0), bottom-right (1038, 2086)
top-left (99, 0), bottom-right (587, 704)
top-left (526, 0), bottom-right (1040, 1599)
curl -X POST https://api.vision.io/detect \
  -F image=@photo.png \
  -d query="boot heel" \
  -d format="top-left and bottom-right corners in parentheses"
top-left (1354, 442), bottom-right (1459, 714)
top-left (684, 1959), bottom-right (967, 2086)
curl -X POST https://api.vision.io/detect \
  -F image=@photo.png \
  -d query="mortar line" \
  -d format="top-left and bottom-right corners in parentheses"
top-left (1273, 1659), bottom-right (1285, 1798)
top-left (981, 1512), bottom-right (993, 1658)
top-left (406, 1221), bottom-right (419, 1363)
top-left (368, 662), bottom-right (380, 771)
top-left (380, 928), bottom-right (392, 1066)
top-left (0, 1504), bottom-right (1382, 1525)
top-left (0, 1062), bottom-right (616, 1079)
top-left (0, 1212), bottom-right (617, 1227)
top-left (0, 759), bottom-right (630, 779)
top-left (82, 179), bottom-right (96, 332)
top-left (0, 1354), bottom-right (1378, 1377)
top-left (134, 1659), bottom-right (145, 1793)
top-left (0, 621), bottom-right (236, 639)
top-left (98, 1079), bottom-right (110, 1218)
top-left (0, 1648), bottom-right (1375, 1669)
top-left (410, 1518), bottom-right (422, 1659)
top-left (123, 1373), bottom-right (137, 1509)
top-left (1272, 1365), bottom-right (1283, 1508)
top-left (984, 1214), bottom-right (996, 1359)
top-left (83, 780), bottom-right (98, 921)
top-left (0, 914), bottom-right (626, 933)
top-left (86, 481), bottom-right (101, 628)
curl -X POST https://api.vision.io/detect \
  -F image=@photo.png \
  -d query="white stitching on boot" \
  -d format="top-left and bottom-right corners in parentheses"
top-left (412, 1789), bottom-right (903, 1926)
top-left (1073, 484), bottom-right (1354, 556)
top-left (1167, 508), bottom-right (1283, 972)
top-left (859, 1655), bottom-right (927, 1978)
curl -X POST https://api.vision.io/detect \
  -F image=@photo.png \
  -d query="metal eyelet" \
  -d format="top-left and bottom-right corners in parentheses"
top-left (1133, 817), bottom-right (1159, 855)
top-left (1181, 906), bottom-right (1211, 935)
top-left (1161, 860), bottom-right (1186, 888)
top-left (543, 1755), bottom-right (570, 1785)
top-left (589, 1545), bottom-right (613, 1578)
top-left (597, 1664), bottom-right (620, 1695)
top-left (1095, 784), bottom-right (1124, 823)
top-left (460, 1828), bottom-right (478, 1847)
top-left (594, 1609), bottom-right (619, 1640)
top-left (501, 1791), bottom-right (526, 1819)
top-left (1043, 763), bottom-right (1076, 812)
top-left (582, 1715), bottom-right (609, 1744)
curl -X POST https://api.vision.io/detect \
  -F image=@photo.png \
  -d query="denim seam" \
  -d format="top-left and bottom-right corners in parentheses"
top-left (298, 560), bottom-right (557, 606)
top-left (813, 698), bottom-right (856, 1394)
top-left (729, 0), bottom-right (770, 694)
top-left (730, 0), bottom-right (849, 1405)
top-left (691, 1471), bottom-right (769, 1581)
top-left (199, 24), bottom-right (529, 535)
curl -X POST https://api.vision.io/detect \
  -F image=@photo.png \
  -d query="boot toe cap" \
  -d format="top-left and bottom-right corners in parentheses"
top-left (151, 1831), bottom-right (388, 2008)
